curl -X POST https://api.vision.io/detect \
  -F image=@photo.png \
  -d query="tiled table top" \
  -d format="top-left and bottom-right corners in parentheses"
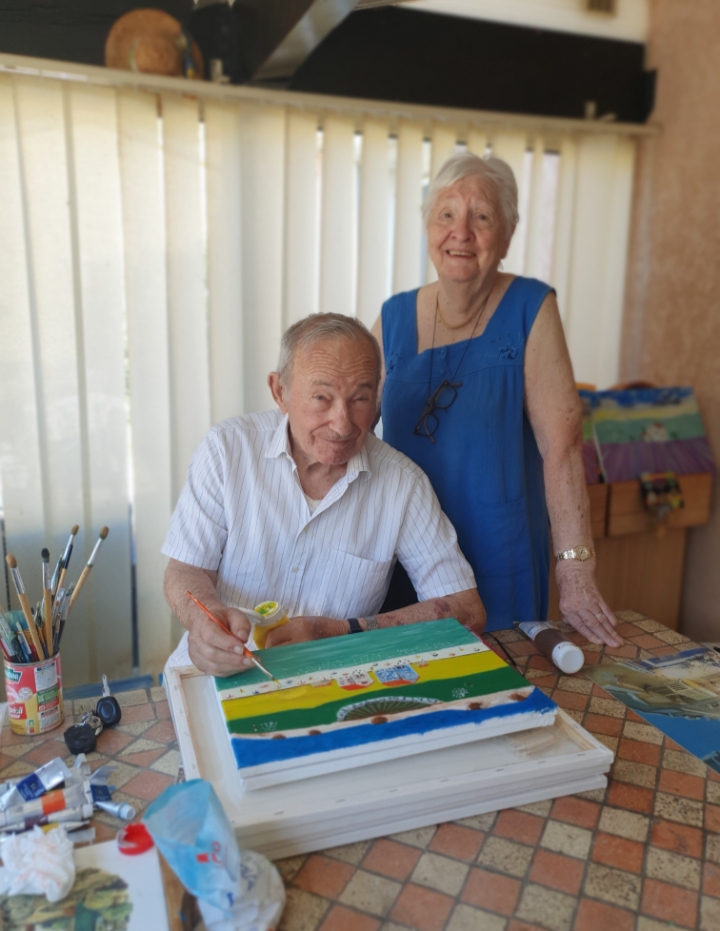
top-left (1, 611), bottom-right (719, 931)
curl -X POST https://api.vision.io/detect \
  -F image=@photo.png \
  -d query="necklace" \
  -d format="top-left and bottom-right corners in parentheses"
top-left (426, 287), bottom-right (493, 410)
top-left (436, 290), bottom-right (491, 330)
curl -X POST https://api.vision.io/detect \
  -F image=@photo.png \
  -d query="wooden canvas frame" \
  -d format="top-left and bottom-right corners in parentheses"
top-left (166, 665), bottom-right (613, 859)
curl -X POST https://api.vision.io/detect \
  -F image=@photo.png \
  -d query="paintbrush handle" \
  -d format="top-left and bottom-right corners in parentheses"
top-left (68, 564), bottom-right (92, 609)
top-left (43, 590), bottom-right (53, 656)
top-left (17, 593), bottom-right (43, 660)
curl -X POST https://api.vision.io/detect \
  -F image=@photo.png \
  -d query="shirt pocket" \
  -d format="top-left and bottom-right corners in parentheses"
top-left (311, 550), bottom-right (395, 619)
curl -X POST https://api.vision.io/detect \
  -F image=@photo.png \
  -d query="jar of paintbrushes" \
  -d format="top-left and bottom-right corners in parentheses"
top-left (1, 526), bottom-right (109, 736)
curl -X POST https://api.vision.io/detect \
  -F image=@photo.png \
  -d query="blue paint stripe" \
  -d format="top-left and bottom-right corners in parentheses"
top-left (230, 687), bottom-right (556, 769)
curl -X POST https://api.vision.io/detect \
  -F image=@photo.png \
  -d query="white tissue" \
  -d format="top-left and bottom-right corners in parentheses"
top-left (197, 849), bottom-right (286, 931)
top-left (0, 826), bottom-right (75, 902)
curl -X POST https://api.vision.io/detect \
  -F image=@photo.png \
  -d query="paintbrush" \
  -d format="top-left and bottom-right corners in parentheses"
top-left (69, 527), bottom-right (109, 610)
top-left (55, 524), bottom-right (79, 595)
top-left (41, 549), bottom-right (53, 656)
top-left (5, 555), bottom-right (44, 661)
top-left (185, 591), bottom-right (277, 681)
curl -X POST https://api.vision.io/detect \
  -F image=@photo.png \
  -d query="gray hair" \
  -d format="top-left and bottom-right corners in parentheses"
top-left (422, 151), bottom-right (519, 235)
top-left (277, 313), bottom-right (382, 387)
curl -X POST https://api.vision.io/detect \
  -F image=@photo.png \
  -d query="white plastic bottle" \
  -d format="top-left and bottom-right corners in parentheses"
top-left (518, 621), bottom-right (585, 674)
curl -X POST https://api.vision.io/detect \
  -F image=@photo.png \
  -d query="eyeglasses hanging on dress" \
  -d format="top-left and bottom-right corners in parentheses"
top-left (414, 289), bottom-right (492, 443)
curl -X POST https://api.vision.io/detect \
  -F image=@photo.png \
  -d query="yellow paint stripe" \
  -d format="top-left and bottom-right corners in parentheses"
top-left (592, 400), bottom-right (699, 423)
top-left (221, 650), bottom-right (505, 721)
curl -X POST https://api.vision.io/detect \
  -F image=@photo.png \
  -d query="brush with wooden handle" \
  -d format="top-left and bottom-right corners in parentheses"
top-left (5, 554), bottom-right (44, 661)
top-left (41, 548), bottom-right (53, 656)
top-left (69, 527), bottom-right (109, 610)
top-left (56, 524), bottom-right (79, 595)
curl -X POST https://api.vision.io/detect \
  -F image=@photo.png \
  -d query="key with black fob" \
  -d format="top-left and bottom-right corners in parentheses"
top-left (64, 711), bottom-right (104, 755)
top-left (95, 675), bottom-right (122, 727)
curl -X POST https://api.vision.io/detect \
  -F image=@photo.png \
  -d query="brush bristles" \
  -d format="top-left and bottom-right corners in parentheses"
top-left (5, 554), bottom-right (17, 569)
top-left (99, 526), bottom-right (109, 539)
top-left (41, 548), bottom-right (50, 560)
top-left (71, 524), bottom-right (80, 535)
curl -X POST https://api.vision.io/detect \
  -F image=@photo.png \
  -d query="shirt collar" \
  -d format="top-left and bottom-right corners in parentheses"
top-left (266, 413), bottom-right (372, 478)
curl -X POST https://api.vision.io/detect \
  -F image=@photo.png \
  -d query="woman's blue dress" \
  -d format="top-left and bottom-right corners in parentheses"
top-left (381, 276), bottom-right (553, 631)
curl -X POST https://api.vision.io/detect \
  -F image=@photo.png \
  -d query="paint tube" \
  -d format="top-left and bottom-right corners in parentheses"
top-left (0, 782), bottom-right (89, 826)
top-left (518, 621), bottom-right (585, 674)
top-left (95, 800), bottom-right (136, 821)
top-left (89, 762), bottom-right (116, 785)
top-left (0, 758), bottom-right (72, 810)
top-left (0, 803), bottom-right (94, 833)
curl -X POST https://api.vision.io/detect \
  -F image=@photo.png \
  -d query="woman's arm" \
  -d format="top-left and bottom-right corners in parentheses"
top-left (524, 293), bottom-right (622, 646)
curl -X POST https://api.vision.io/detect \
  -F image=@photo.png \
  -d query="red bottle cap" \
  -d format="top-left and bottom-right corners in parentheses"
top-left (117, 822), bottom-right (154, 855)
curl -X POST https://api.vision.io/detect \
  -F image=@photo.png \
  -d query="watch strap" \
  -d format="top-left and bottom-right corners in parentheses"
top-left (363, 615), bottom-right (380, 630)
top-left (346, 617), bottom-right (363, 634)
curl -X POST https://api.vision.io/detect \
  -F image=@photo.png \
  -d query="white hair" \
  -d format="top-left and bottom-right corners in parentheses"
top-left (422, 151), bottom-right (519, 235)
top-left (277, 313), bottom-right (381, 387)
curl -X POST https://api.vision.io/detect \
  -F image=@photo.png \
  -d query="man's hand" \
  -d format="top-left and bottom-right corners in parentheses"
top-left (265, 616), bottom-right (347, 647)
top-left (557, 562), bottom-right (623, 647)
top-left (187, 604), bottom-right (254, 677)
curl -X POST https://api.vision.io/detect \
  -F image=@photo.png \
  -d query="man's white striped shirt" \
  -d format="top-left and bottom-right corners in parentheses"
top-left (162, 410), bottom-right (476, 625)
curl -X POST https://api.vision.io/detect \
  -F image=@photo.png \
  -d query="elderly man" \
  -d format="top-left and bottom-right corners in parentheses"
top-left (163, 313), bottom-right (485, 676)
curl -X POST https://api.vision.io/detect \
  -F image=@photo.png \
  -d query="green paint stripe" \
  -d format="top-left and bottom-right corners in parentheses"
top-left (225, 665), bottom-right (527, 734)
top-left (216, 617), bottom-right (480, 693)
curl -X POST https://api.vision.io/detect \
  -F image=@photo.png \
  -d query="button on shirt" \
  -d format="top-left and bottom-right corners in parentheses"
top-left (162, 410), bottom-right (475, 665)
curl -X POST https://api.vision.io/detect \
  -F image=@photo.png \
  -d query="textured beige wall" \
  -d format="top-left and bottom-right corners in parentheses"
top-left (621, 0), bottom-right (720, 640)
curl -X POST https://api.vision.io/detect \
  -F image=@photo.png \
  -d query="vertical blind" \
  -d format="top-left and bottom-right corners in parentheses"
top-left (0, 57), bottom-right (651, 683)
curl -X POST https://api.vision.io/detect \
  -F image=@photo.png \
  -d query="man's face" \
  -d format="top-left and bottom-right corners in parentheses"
top-left (270, 337), bottom-right (379, 468)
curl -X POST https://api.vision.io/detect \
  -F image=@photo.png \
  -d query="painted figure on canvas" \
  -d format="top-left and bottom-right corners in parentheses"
top-left (162, 314), bottom-right (485, 677)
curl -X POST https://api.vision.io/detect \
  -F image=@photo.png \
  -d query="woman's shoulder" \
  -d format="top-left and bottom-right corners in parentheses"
top-left (382, 287), bottom-right (420, 316)
top-left (508, 275), bottom-right (555, 303)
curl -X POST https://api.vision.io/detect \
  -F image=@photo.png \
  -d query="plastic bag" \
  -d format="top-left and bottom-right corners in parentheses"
top-left (143, 779), bottom-right (284, 930)
top-left (0, 826), bottom-right (75, 902)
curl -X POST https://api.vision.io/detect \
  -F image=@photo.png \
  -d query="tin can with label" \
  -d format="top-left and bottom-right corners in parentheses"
top-left (4, 653), bottom-right (64, 736)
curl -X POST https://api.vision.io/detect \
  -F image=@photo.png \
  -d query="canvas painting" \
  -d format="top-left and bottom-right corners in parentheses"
top-left (214, 618), bottom-right (557, 781)
top-left (585, 647), bottom-right (720, 774)
top-left (590, 386), bottom-right (714, 483)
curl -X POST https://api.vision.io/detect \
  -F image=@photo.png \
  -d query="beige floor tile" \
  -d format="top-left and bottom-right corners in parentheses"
top-left (515, 884), bottom-right (576, 931)
top-left (583, 862), bottom-right (641, 910)
top-left (388, 826), bottom-right (437, 849)
top-left (455, 812), bottom-right (497, 832)
top-left (588, 697), bottom-right (626, 718)
top-left (654, 791), bottom-right (704, 827)
top-left (276, 855), bottom-right (308, 884)
top-left (707, 834), bottom-right (720, 864)
top-left (338, 870), bottom-right (401, 917)
top-left (477, 837), bottom-right (533, 878)
top-left (446, 903), bottom-right (507, 931)
top-left (597, 807), bottom-right (649, 842)
top-left (634, 619), bottom-right (667, 633)
top-left (324, 840), bottom-right (373, 865)
top-left (663, 749), bottom-right (707, 778)
top-left (105, 761), bottom-right (142, 789)
top-left (595, 734), bottom-right (619, 752)
top-left (612, 759), bottom-right (657, 788)
top-left (410, 852), bottom-right (469, 896)
top-left (707, 782), bottom-right (720, 805)
top-left (623, 722), bottom-right (664, 745)
top-left (558, 676), bottom-right (592, 694)
top-left (379, 923), bottom-right (414, 931)
top-left (116, 689), bottom-right (150, 707)
top-left (700, 895), bottom-right (720, 931)
top-left (540, 820), bottom-right (593, 859)
top-left (150, 685), bottom-right (167, 702)
top-left (646, 847), bottom-right (701, 891)
top-left (516, 799), bottom-right (552, 817)
top-left (279, 888), bottom-right (330, 931)
top-left (150, 749), bottom-right (181, 776)
top-left (116, 720), bottom-right (155, 737)
top-left (576, 786), bottom-right (607, 803)
top-left (636, 918), bottom-right (683, 931)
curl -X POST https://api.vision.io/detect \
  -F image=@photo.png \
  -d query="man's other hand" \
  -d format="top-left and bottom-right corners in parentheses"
top-left (188, 604), bottom-right (254, 677)
top-left (265, 616), bottom-right (346, 647)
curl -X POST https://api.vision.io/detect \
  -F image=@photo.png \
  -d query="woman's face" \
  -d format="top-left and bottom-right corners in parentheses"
top-left (427, 175), bottom-right (512, 285)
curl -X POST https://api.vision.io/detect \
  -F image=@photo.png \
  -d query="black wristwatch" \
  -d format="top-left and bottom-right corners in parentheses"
top-left (346, 617), bottom-right (363, 634)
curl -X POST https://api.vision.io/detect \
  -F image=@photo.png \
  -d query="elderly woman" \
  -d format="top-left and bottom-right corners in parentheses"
top-left (372, 152), bottom-right (621, 646)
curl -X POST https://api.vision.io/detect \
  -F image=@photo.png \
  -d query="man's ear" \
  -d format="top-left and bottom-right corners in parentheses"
top-left (268, 372), bottom-right (288, 412)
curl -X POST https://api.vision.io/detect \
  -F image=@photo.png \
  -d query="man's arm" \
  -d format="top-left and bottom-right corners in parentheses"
top-left (163, 558), bottom-right (253, 676)
top-left (265, 588), bottom-right (485, 647)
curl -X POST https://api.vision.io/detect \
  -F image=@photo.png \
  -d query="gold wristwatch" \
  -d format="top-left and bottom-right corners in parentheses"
top-left (555, 545), bottom-right (595, 562)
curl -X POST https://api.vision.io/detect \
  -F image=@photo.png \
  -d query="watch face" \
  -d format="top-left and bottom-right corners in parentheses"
top-left (575, 545), bottom-right (592, 560)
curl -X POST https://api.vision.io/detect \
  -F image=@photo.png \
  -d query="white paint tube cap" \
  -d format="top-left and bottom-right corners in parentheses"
top-left (551, 640), bottom-right (585, 675)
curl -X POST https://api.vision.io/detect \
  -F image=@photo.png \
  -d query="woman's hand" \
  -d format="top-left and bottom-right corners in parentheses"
top-left (556, 562), bottom-right (623, 647)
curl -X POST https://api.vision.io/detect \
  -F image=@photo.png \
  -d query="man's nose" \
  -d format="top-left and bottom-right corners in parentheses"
top-left (330, 401), bottom-right (353, 435)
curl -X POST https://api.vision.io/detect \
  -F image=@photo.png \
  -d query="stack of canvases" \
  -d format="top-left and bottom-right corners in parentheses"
top-left (167, 619), bottom-right (612, 859)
